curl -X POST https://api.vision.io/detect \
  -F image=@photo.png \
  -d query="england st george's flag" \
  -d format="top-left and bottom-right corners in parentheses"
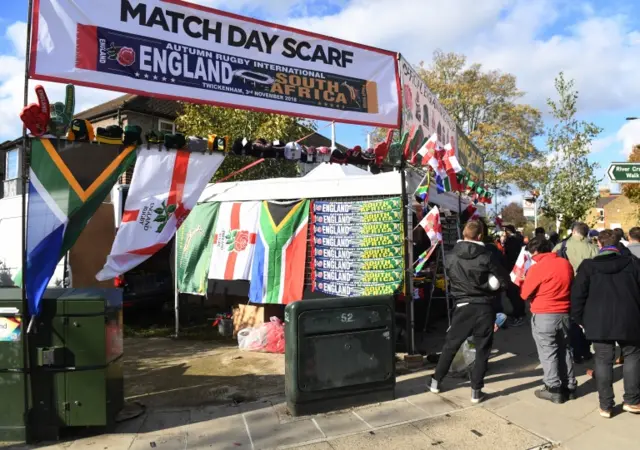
top-left (96, 149), bottom-right (224, 281)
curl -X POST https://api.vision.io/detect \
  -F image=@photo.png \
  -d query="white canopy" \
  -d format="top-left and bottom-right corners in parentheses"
top-left (199, 165), bottom-right (400, 203)
top-left (303, 163), bottom-right (371, 179)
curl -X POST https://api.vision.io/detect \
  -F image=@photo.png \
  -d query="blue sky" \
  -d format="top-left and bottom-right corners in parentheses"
top-left (2, 0), bottom-right (640, 206)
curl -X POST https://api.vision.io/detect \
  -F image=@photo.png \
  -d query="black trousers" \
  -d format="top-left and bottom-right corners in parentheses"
top-left (434, 303), bottom-right (495, 390)
top-left (593, 341), bottom-right (640, 410)
top-left (504, 281), bottom-right (526, 318)
top-left (570, 320), bottom-right (592, 360)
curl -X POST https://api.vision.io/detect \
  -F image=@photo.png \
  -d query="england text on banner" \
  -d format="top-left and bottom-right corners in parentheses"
top-left (96, 149), bottom-right (225, 281)
top-left (16, 139), bottom-right (136, 315)
top-left (30, 0), bottom-right (400, 128)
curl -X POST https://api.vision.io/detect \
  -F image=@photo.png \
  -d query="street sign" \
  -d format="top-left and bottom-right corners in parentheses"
top-left (523, 198), bottom-right (535, 218)
top-left (607, 163), bottom-right (640, 183)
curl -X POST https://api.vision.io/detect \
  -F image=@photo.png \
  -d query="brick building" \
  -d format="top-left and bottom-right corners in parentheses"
top-left (586, 187), bottom-right (639, 232)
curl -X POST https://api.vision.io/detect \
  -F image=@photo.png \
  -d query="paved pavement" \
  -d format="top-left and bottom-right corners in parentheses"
top-left (2, 323), bottom-right (638, 449)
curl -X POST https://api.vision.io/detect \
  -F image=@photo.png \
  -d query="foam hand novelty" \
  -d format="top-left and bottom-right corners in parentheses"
top-left (49, 84), bottom-right (75, 136)
top-left (374, 129), bottom-right (395, 165)
top-left (19, 85), bottom-right (50, 136)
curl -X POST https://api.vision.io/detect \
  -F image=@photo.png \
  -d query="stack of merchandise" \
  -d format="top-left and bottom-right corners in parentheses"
top-left (310, 198), bottom-right (404, 297)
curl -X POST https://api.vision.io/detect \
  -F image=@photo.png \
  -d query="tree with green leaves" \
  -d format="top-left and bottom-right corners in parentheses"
top-left (622, 145), bottom-right (640, 219)
top-left (500, 202), bottom-right (527, 228)
top-left (417, 51), bottom-right (545, 192)
top-left (541, 72), bottom-right (602, 229)
top-left (176, 103), bottom-right (316, 182)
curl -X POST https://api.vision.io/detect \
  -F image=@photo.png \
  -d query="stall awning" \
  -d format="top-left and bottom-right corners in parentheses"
top-left (198, 169), bottom-right (401, 203)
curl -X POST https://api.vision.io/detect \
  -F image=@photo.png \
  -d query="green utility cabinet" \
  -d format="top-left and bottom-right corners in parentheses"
top-left (0, 288), bottom-right (124, 443)
top-left (285, 296), bottom-right (395, 416)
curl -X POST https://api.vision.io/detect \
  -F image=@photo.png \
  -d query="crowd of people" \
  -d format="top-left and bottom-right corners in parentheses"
top-left (428, 220), bottom-right (640, 418)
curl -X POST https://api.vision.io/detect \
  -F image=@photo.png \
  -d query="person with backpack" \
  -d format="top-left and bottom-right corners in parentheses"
top-left (571, 229), bottom-right (640, 418)
top-left (520, 237), bottom-right (576, 404)
top-left (554, 222), bottom-right (598, 363)
top-left (553, 222), bottom-right (598, 272)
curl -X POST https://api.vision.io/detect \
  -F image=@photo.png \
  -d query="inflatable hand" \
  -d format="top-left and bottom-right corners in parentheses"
top-left (373, 129), bottom-right (394, 165)
top-left (19, 85), bottom-right (49, 136)
top-left (49, 84), bottom-right (75, 136)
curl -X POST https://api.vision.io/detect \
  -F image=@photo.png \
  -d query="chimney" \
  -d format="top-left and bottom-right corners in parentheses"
top-left (599, 187), bottom-right (611, 198)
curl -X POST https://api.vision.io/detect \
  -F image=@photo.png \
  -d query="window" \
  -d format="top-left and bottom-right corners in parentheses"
top-left (158, 119), bottom-right (175, 134)
top-left (597, 208), bottom-right (604, 223)
top-left (5, 149), bottom-right (19, 180)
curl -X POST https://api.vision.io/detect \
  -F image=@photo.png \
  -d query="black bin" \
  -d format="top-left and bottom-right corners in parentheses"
top-left (285, 296), bottom-right (395, 416)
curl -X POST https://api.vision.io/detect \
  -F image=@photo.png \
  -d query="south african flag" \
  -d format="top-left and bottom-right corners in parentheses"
top-left (16, 138), bottom-right (136, 315)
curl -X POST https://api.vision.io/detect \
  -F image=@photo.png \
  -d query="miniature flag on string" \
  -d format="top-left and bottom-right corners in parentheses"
top-left (424, 134), bottom-right (443, 173)
top-left (413, 172), bottom-right (431, 216)
top-left (444, 143), bottom-right (463, 173)
top-left (416, 133), bottom-right (438, 166)
top-left (414, 244), bottom-right (439, 274)
top-left (460, 203), bottom-right (479, 223)
top-left (418, 206), bottom-right (442, 244)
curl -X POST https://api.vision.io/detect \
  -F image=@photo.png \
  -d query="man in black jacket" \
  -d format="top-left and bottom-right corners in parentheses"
top-left (502, 225), bottom-right (527, 326)
top-left (571, 229), bottom-right (640, 418)
top-left (429, 220), bottom-right (510, 403)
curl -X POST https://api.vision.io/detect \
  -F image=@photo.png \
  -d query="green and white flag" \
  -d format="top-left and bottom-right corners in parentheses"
top-left (176, 202), bottom-right (219, 295)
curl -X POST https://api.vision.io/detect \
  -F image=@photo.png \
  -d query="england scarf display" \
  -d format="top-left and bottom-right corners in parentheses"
top-left (96, 149), bottom-right (224, 280)
top-left (208, 202), bottom-right (260, 280)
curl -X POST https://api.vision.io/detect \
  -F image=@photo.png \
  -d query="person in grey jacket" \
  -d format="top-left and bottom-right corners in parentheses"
top-left (628, 227), bottom-right (640, 258)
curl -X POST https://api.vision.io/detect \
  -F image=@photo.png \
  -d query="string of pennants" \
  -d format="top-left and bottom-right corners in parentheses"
top-left (20, 84), bottom-right (394, 175)
top-left (399, 127), bottom-right (493, 205)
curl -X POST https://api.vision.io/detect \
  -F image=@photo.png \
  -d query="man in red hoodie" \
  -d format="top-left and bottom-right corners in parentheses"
top-left (521, 237), bottom-right (576, 404)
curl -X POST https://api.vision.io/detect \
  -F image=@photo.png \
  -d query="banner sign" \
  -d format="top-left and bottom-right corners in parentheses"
top-left (398, 54), bottom-right (458, 154)
top-left (30, 0), bottom-right (401, 128)
top-left (456, 127), bottom-right (484, 181)
top-left (313, 281), bottom-right (399, 297)
top-left (311, 198), bottom-right (404, 298)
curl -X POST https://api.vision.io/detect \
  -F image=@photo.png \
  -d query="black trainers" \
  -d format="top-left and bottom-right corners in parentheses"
top-left (471, 389), bottom-right (485, 404)
top-left (535, 385), bottom-right (565, 404)
top-left (562, 386), bottom-right (578, 401)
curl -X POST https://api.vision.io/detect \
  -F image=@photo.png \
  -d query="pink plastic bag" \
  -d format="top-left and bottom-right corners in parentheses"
top-left (262, 317), bottom-right (285, 354)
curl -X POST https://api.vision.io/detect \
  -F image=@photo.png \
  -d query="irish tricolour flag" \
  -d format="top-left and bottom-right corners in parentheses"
top-left (18, 138), bottom-right (136, 316)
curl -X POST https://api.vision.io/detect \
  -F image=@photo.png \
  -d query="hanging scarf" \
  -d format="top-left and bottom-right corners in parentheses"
top-left (599, 246), bottom-right (620, 256)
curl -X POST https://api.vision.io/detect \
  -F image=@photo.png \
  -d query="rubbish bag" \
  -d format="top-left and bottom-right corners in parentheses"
top-left (262, 317), bottom-right (285, 354)
top-left (237, 317), bottom-right (285, 353)
top-left (449, 339), bottom-right (476, 377)
top-left (237, 326), bottom-right (267, 351)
